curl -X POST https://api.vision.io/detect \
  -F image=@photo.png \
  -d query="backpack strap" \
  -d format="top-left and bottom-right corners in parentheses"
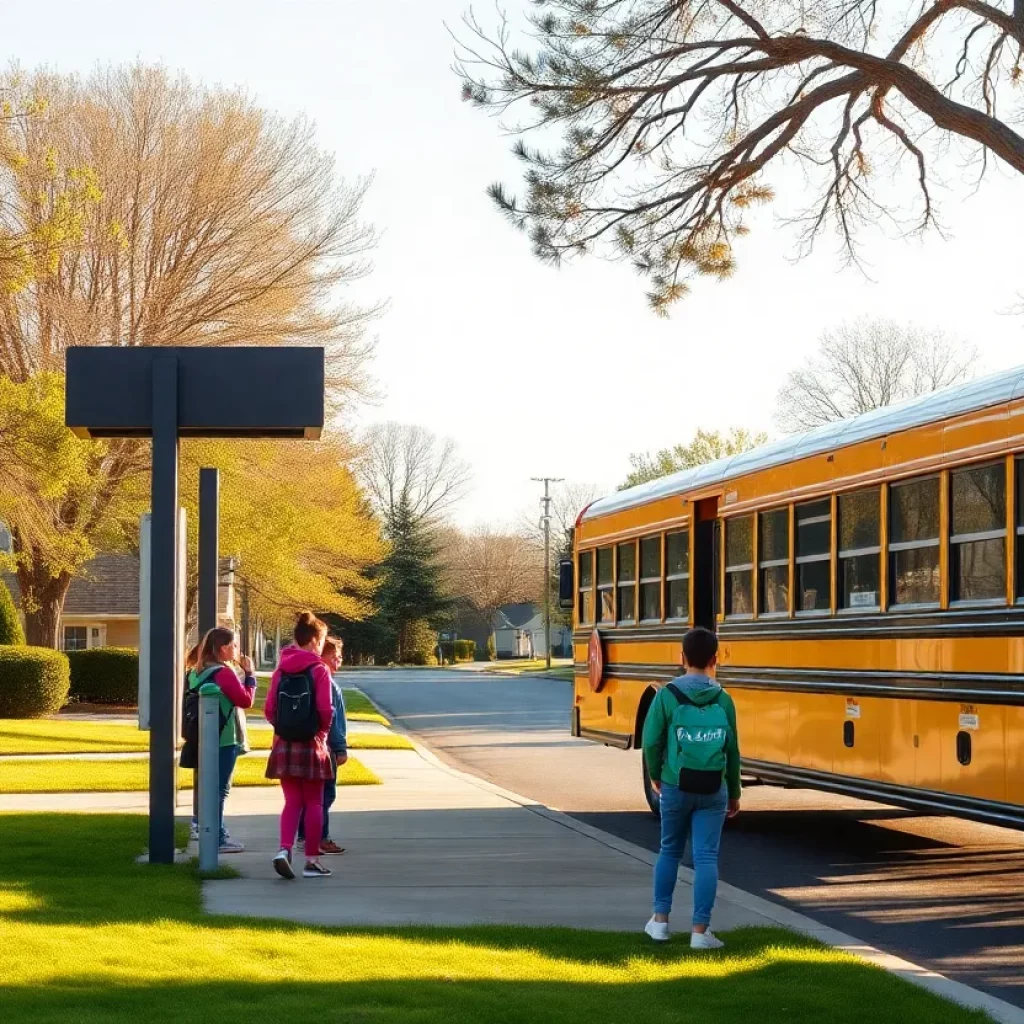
top-left (665, 682), bottom-right (720, 707)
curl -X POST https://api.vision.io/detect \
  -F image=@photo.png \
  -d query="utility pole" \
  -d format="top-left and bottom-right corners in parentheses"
top-left (532, 476), bottom-right (564, 670)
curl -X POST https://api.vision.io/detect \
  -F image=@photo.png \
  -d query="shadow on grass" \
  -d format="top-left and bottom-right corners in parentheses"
top-left (0, 814), bottom-right (992, 1024)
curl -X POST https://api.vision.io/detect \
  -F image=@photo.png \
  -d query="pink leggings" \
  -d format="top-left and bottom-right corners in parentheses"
top-left (280, 776), bottom-right (325, 858)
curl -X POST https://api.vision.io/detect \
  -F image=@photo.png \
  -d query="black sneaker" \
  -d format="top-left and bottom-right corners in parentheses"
top-left (273, 848), bottom-right (295, 880)
top-left (303, 859), bottom-right (331, 878)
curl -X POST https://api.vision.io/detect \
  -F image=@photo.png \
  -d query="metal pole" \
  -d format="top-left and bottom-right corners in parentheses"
top-left (149, 354), bottom-right (180, 864)
top-left (531, 477), bottom-right (564, 670)
top-left (198, 682), bottom-right (221, 872)
top-left (241, 581), bottom-right (250, 657)
top-left (199, 468), bottom-right (219, 639)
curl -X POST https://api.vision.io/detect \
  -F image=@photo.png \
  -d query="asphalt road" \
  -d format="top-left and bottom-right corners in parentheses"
top-left (353, 668), bottom-right (1024, 1009)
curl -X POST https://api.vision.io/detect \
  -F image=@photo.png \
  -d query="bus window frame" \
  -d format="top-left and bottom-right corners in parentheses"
top-left (616, 539), bottom-right (638, 625)
top-left (836, 486), bottom-right (882, 614)
top-left (665, 528), bottom-right (690, 623)
top-left (795, 498), bottom-right (832, 616)
top-left (888, 473), bottom-right (942, 610)
top-left (639, 533), bottom-right (663, 624)
top-left (724, 514), bottom-right (754, 619)
top-left (577, 550), bottom-right (595, 627)
top-left (596, 545), bottom-right (615, 625)
top-left (1016, 456), bottom-right (1024, 604)
top-left (948, 460), bottom-right (1009, 607)
top-left (757, 505), bottom-right (790, 618)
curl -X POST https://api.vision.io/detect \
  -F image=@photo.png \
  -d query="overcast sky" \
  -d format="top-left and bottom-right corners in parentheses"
top-left (10, 0), bottom-right (1024, 528)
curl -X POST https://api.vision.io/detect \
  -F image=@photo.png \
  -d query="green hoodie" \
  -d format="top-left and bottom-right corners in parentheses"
top-left (642, 674), bottom-right (741, 800)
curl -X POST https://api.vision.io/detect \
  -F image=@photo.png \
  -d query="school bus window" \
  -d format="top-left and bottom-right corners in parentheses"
top-left (889, 477), bottom-right (940, 606)
top-left (617, 541), bottom-right (637, 623)
top-left (1017, 458), bottom-right (1024, 601)
top-left (950, 462), bottom-right (1006, 603)
top-left (758, 508), bottom-right (789, 615)
top-left (796, 499), bottom-right (831, 612)
top-left (596, 546), bottom-right (614, 623)
top-left (577, 551), bottom-right (594, 625)
top-left (725, 516), bottom-right (754, 617)
top-left (838, 488), bottom-right (881, 610)
top-left (666, 531), bottom-right (690, 620)
top-left (639, 536), bottom-right (662, 621)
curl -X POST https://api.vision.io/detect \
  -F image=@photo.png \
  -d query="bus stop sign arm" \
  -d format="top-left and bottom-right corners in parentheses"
top-left (65, 345), bottom-right (325, 865)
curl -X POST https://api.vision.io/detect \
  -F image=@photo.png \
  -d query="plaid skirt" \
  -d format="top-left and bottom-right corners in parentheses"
top-left (265, 733), bottom-right (334, 780)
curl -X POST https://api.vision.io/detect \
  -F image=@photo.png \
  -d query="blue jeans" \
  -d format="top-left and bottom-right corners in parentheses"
top-left (653, 781), bottom-right (728, 926)
top-left (218, 744), bottom-right (240, 843)
top-left (298, 759), bottom-right (338, 841)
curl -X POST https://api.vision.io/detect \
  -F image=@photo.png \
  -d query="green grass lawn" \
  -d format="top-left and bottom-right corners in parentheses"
top-left (249, 683), bottom-right (389, 726)
top-left (0, 718), bottom-right (409, 755)
top-left (0, 814), bottom-right (988, 1024)
top-left (479, 660), bottom-right (575, 680)
top-left (0, 755), bottom-right (379, 793)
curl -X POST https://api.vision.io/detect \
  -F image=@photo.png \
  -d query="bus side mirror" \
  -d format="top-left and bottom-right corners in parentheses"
top-left (558, 559), bottom-right (574, 610)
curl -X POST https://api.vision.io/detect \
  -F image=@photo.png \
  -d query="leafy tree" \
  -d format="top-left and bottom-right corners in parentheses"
top-left (458, 2), bottom-right (1024, 313)
top-left (0, 579), bottom-right (25, 645)
top-left (621, 428), bottom-right (768, 489)
top-left (0, 64), bottom-right (378, 646)
top-left (776, 319), bottom-right (978, 433)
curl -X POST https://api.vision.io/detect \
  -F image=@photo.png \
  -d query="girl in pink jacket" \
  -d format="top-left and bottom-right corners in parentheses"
top-left (264, 611), bottom-right (334, 879)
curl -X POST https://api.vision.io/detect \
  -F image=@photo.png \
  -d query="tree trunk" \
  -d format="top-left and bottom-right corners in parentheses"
top-left (16, 564), bottom-right (72, 649)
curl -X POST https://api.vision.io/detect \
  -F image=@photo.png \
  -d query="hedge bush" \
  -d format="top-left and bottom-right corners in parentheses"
top-left (0, 646), bottom-right (70, 717)
top-left (440, 640), bottom-right (476, 664)
top-left (66, 647), bottom-right (139, 705)
top-left (0, 582), bottom-right (24, 646)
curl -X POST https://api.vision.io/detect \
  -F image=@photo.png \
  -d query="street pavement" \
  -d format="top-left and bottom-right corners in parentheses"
top-left (353, 668), bottom-right (1024, 1010)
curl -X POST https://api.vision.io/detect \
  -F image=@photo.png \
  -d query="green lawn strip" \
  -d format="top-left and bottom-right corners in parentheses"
top-left (0, 755), bottom-right (379, 793)
top-left (249, 683), bottom-right (388, 726)
top-left (0, 813), bottom-right (988, 1024)
top-left (0, 718), bottom-right (407, 755)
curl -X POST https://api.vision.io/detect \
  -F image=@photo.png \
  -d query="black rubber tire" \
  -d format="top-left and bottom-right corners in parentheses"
top-left (642, 757), bottom-right (661, 819)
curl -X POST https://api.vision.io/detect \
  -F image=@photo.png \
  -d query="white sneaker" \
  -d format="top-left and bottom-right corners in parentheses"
top-left (272, 848), bottom-right (295, 880)
top-left (644, 917), bottom-right (670, 942)
top-left (690, 929), bottom-right (724, 950)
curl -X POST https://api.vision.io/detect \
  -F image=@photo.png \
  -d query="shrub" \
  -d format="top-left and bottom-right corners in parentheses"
top-left (486, 635), bottom-right (497, 662)
top-left (0, 646), bottom-right (70, 717)
top-left (0, 582), bottom-right (24, 646)
top-left (441, 640), bottom-right (476, 663)
top-left (67, 647), bottom-right (139, 705)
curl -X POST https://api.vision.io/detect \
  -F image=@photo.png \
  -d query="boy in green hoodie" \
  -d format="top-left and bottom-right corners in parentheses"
top-left (642, 626), bottom-right (741, 949)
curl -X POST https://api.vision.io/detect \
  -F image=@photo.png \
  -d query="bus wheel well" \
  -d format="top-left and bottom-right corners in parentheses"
top-left (634, 686), bottom-right (658, 747)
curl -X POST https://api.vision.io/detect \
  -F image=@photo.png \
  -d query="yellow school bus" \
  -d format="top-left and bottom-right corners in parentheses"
top-left (567, 367), bottom-right (1024, 827)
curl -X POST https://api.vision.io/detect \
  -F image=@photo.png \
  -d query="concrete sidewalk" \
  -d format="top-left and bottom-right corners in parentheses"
top-left (201, 746), bottom-right (774, 932)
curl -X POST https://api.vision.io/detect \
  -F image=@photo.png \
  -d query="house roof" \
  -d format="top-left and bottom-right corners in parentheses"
top-left (2, 553), bottom-right (237, 619)
top-left (584, 364), bottom-right (1024, 522)
top-left (492, 602), bottom-right (540, 630)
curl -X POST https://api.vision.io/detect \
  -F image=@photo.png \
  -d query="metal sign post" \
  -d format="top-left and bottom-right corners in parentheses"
top-left (197, 683), bottom-right (221, 872)
top-left (66, 345), bottom-right (325, 865)
top-left (198, 468), bottom-right (220, 639)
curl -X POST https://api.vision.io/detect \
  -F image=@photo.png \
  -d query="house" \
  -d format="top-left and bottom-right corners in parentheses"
top-left (3, 553), bottom-right (238, 651)
top-left (492, 602), bottom-right (572, 660)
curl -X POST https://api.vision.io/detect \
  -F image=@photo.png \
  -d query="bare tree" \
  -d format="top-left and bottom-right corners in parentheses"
top-left (776, 319), bottom-right (978, 433)
top-left (0, 64), bottom-right (379, 646)
top-left (443, 525), bottom-right (546, 638)
top-left (458, 2), bottom-right (1024, 313)
top-left (358, 422), bottom-right (471, 531)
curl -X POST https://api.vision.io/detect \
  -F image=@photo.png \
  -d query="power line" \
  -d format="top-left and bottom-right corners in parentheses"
top-left (531, 476), bottom-right (564, 670)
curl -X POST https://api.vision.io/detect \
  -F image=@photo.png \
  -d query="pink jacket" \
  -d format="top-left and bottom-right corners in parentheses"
top-left (264, 645), bottom-right (333, 736)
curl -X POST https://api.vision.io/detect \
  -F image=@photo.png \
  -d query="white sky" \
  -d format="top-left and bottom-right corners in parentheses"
top-left (9, 0), bottom-right (1024, 528)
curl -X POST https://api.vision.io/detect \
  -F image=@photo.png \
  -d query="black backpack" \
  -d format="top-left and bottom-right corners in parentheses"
top-left (274, 667), bottom-right (319, 742)
top-left (179, 666), bottom-right (228, 768)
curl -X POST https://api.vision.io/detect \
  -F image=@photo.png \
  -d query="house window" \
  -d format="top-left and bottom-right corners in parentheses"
top-left (950, 462), bottom-right (1006, 603)
top-left (758, 508), bottom-right (789, 615)
top-left (596, 547), bottom-right (614, 623)
top-left (838, 488), bottom-right (881, 610)
top-left (578, 551), bottom-right (594, 625)
top-left (890, 476), bottom-right (940, 606)
top-left (639, 536), bottom-right (662, 622)
top-left (666, 531), bottom-right (690, 620)
top-left (63, 626), bottom-right (88, 652)
top-left (616, 541), bottom-right (636, 623)
top-left (725, 516), bottom-right (754, 617)
top-left (796, 499), bottom-right (831, 612)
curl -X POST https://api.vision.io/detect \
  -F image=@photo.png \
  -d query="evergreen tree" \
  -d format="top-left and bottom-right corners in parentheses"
top-left (375, 495), bottom-right (451, 664)
top-left (0, 581), bottom-right (25, 646)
